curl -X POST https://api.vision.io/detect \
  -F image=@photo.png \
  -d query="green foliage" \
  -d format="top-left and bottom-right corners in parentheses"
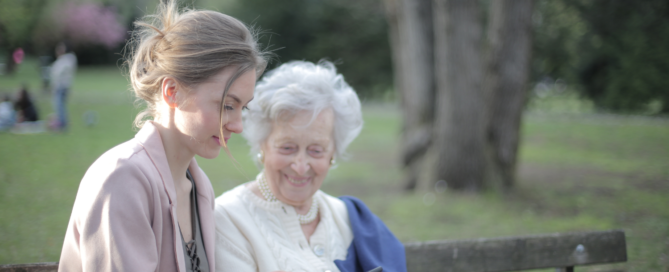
top-left (0, 0), bottom-right (46, 48)
top-left (534, 0), bottom-right (669, 113)
top-left (3, 0), bottom-right (392, 93)
top-left (532, 0), bottom-right (586, 83)
top-left (202, 0), bottom-right (393, 99)
top-left (577, 0), bottom-right (669, 113)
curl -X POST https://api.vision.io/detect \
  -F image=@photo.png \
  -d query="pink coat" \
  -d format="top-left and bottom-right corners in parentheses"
top-left (58, 122), bottom-right (216, 272)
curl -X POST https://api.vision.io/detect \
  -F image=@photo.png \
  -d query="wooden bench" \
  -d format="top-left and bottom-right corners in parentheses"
top-left (0, 230), bottom-right (626, 272)
top-left (405, 230), bottom-right (627, 272)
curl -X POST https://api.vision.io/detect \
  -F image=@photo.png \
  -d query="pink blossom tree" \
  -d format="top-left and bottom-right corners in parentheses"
top-left (57, 2), bottom-right (126, 49)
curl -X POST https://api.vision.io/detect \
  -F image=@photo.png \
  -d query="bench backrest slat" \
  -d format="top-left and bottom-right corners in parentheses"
top-left (404, 229), bottom-right (627, 272)
top-left (0, 230), bottom-right (627, 272)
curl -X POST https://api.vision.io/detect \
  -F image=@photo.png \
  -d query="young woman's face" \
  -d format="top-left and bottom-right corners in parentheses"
top-left (174, 68), bottom-right (256, 159)
top-left (262, 108), bottom-right (336, 207)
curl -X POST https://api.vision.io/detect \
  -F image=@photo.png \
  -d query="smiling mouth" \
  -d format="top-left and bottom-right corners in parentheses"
top-left (213, 136), bottom-right (221, 146)
top-left (286, 174), bottom-right (310, 185)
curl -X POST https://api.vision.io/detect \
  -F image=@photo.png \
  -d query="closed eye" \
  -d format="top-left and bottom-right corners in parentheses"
top-left (308, 146), bottom-right (325, 158)
top-left (278, 145), bottom-right (297, 154)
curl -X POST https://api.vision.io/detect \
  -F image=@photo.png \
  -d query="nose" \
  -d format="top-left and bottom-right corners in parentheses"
top-left (290, 152), bottom-right (310, 176)
top-left (224, 114), bottom-right (243, 134)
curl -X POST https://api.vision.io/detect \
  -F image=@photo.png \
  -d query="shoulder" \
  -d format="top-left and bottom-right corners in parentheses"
top-left (336, 195), bottom-right (397, 240)
top-left (214, 184), bottom-right (256, 226)
top-left (96, 137), bottom-right (146, 162)
top-left (214, 183), bottom-right (287, 234)
top-left (331, 195), bottom-right (386, 230)
top-left (85, 138), bottom-right (153, 180)
top-left (64, 53), bottom-right (77, 65)
top-left (213, 184), bottom-right (257, 264)
top-left (318, 190), bottom-right (349, 217)
top-left (215, 184), bottom-right (248, 209)
top-left (77, 139), bottom-right (159, 205)
top-left (317, 190), bottom-right (352, 233)
top-left (337, 195), bottom-right (372, 212)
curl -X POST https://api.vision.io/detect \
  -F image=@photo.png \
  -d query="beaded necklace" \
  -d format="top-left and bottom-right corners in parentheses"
top-left (258, 172), bottom-right (319, 225)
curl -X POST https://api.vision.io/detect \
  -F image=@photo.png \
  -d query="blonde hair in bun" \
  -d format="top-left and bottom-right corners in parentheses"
top-left (125, 0), bottom-right (269, 132)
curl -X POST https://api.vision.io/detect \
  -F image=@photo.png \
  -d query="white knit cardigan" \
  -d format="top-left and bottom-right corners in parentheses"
top-left (214, 183), bottom-right (353, 272)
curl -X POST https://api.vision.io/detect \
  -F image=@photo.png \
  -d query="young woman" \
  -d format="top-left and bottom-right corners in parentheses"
top-left (58, 1), bottom-right (268, 271)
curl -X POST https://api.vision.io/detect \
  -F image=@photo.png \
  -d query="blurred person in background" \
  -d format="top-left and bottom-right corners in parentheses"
top-left (39, 56), bottom-right (53, 94)
top-left (57, 0), bottom-right (268, 271)
top-left (14, 86), bottom-right (39, 123)
top-left (214, 61), bottom-right (406, 272)
top-left (50, 41), bottom-right (77, 131)
top-left (0, 94), bottom-right (16, 130)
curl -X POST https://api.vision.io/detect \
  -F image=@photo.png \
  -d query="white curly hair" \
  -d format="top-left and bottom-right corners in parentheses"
top-left (242, 60), bottom-right (363, 165)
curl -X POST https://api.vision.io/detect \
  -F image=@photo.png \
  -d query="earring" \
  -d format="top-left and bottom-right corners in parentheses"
top-left (330, 156), bottom-right (336, 165)
top-left (257, 150), bottom-right (265, 163)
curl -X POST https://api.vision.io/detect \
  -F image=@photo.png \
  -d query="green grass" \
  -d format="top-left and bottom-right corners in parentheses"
top-left (1, 60), bottom-right (668, 271)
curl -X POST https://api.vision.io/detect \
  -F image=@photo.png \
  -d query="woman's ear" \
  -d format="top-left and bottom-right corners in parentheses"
top-left (258, 143), bottom-right (268, 163)
top-left (161, 77), bottom-right (179, 108)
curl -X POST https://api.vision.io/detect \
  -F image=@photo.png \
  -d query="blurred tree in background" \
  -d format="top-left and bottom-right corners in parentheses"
top-left (56, 2), bottom-right (127, 64)
top-left (386, 0), bottom-right (533, 192)
top-left (0, 0), bottom-right (46, 74)
top-left (2, 0), bottom-right (392, 95)
top-left (534, 0), bottom-right (669, 113)
top-left (200, 0), bottom-right (393, 99)
top-left (383, 0), bottom-right (434, 191)
top-left (1, 0), bottom-right (145, 68)
top-left (2, 0), bottom-right (668, 107)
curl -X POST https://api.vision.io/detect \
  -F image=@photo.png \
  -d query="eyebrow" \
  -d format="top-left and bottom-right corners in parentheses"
top-left (226, 94), bottom-right (241, 104)
top-left (274, 136), bottom-right (331, 145)
top-left (227, 94), bottom-right (254, 106)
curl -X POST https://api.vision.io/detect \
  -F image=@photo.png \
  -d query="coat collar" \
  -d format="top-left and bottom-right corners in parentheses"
top-left (134, 122), bottom-right (216, 271)
top-left (189, 161), bottom-right (216, 271)
top-left (134, 122), bottom-right (177, 204)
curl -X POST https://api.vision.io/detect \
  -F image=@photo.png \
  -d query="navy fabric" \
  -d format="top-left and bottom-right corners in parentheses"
top-left (334, 196), bottom-right (407, 272)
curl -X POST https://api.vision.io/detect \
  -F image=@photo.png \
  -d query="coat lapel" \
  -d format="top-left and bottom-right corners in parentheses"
top-left (189, 160), bottom-right (216, 270)
top-left (134, 122), bottom-right (187, 272)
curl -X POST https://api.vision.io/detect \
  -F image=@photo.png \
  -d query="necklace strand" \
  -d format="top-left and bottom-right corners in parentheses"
top-left (258, 172), bottom-right (319, 225)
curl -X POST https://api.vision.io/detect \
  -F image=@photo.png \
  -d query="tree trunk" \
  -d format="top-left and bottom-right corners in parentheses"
top-left (384, 0), bottom-right (435, 191)
top-left (433, 0), bottom-right (486, 191)
top-left (484, 0), bottom-right (534, 189)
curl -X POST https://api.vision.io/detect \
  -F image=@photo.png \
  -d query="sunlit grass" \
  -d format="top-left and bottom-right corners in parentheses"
top-left (1, 63), bottom-right (668, 271)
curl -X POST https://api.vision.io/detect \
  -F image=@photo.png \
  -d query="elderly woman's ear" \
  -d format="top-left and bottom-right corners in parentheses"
top-left (257, 149), bottom-right (265, 164)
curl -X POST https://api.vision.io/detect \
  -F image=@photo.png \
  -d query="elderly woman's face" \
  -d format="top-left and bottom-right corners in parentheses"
top-left (262, 108), bottom-right (335, 207)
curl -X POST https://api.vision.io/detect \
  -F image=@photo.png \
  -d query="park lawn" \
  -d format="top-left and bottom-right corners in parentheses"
top-left (1, 61), bottom-right (668, 271)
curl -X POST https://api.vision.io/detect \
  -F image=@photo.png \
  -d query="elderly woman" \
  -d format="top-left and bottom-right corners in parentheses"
top-left (214, 61), bottom-right (406, 272)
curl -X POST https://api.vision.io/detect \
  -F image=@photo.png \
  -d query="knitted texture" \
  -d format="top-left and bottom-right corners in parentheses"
top-left (214, 184), bottom-right (353, 272)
